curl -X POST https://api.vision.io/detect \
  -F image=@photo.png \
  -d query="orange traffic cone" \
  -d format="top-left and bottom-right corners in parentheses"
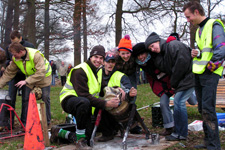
top-left (23, 92), bottom-right (45, 150)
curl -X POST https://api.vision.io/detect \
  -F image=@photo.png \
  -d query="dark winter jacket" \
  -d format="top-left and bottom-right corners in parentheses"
top-left (115, 56), bottom-right (137, 76)
top-left (151, 39), bottom-right (194, 93)
top-left (138, 58), bottom-right (174, 97)
top-left (51, 63), bottom-right (57, 75)
top-left (5, 38), bottom-right (34, 66)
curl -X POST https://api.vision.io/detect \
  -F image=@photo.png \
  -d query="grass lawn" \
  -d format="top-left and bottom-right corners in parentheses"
top-left (0, 84), bottom-right (225, 149)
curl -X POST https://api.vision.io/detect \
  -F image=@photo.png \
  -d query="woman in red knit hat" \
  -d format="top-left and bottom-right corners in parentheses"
top-left (115, 35), bottom-right (142, 134)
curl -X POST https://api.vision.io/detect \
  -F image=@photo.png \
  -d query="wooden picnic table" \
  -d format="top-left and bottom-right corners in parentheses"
top-left (170, 79), bottom-right (225, 108)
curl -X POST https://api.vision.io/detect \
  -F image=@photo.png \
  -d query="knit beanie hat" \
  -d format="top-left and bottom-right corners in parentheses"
top-left (132, 42), bottom-right (148, 58)
top-left (145, 32), bottom-right (160, 49)
top-left (118, 35), bottom-right (132, 53)
top-left (89, 45), bottom-right (105, 58)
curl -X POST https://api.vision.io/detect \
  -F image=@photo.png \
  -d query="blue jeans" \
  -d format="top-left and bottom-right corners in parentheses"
top-left (172, 87), bottom-right (194, 138)
top-left (195, 70), bottom-right (221, 150)
top-left (187, 91), bottom-right (198, 105)
top-left (51, 74), bottom-right (56, 85)
top-left (160, 94), bottom-right (174, 128)
top-left (23, 86), bottom-right (51, 126)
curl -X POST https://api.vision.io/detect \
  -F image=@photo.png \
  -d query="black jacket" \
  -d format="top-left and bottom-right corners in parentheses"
top-left (5, 38), bottom-right (34, 66)
top-left (151, 39), bottom-right (194, 93)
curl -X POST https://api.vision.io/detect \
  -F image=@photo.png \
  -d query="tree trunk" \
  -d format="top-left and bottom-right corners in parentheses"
top-left (23, 0), bottom-right (36, 46)
top-left (115, 0), bottom-right (123, 46)
top-left (13, 0), bottom-right (20, 30)
top-left (4, 0), bottom-right (14, 49)
top-left (0, 1), bottom-right (6, 46)
top-left (73, 0), bottom-right (82, 66)
top-left (83, 0), bottom-right (87, 62)
top-left (44, 0), bottom-right (50, 60)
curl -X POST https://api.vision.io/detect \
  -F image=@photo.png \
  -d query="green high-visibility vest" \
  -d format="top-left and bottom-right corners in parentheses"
top-left (194, 19), bottom-right (224, 75)
top-left (13, 47), bottom-right (51, 77)
top-left (107, 71), bottom-right (124, 87)
top-left (59, 62), bottom-right (102, 103)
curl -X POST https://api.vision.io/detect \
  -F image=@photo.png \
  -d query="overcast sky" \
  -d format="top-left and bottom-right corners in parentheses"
top-left (55, 0), bottom-right (225, 65)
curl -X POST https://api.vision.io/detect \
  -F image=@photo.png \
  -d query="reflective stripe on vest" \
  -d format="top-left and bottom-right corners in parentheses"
top-left (107, 71), bottom-right (124, 87)
top-left (59, 62), bottom-right (102, 103)
top-left (13, 47), bottom-right (52, 77)
top-left (194, 19), bottom-right (224, 75)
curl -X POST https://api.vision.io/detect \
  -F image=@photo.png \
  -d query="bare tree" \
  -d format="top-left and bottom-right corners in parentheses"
top-left (4, 0), bottom-right (14, 49)
top-left (74, 0), bottom-right (82, 66)
top-left (115, 0), bottom-right (123, 46)
top-left (44, 0), bottom-right (50, 60)
top-left (83, 0), bottom-right (87, 61)
top-left (13, 0), bottom-right (20, 30)
top-left (0, 0), bottom-right (7, 46)
top-left (23, 0), bottom-right (36, 46)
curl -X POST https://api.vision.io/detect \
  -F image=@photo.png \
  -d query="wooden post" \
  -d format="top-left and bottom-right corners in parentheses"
top-left (40, 102), bottom-right (50, 147)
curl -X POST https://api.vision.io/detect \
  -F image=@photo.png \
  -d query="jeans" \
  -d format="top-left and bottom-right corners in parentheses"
top-left (195, 70), bottom-right (221, 150)
top-left (160, 94), bottom-right (174, 128)
top-left (8, 74), bottom-right (26, 127)
top-left (51, 74), bottom-right (56, 85)
top-left (23, 86), bottom-right (51, 126)
top-left (61, 96), bottom-right (92, 140)
top-left (173, 87), bottom-right (194, 138)
top-left (187, 91), bottom-right (198, 105)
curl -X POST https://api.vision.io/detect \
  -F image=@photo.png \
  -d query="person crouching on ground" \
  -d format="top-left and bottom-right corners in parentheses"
top-left (97, 53), bottom-right (137, 142)
top-left (59, 45), bottom-right (120, 149)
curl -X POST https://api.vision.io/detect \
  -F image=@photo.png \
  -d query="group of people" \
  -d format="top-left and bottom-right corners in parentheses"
top-left (59, 2), bottom-right (224, 149)
top-left (0, 30), bottom-right (52, 128)
top-left (0, 1), bottom-right (224, 150)
top-left (50, 60), bottom-right (73, 86)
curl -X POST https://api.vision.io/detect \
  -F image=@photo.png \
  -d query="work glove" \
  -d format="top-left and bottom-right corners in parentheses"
top-left (207, 60), bottom-right (224, 72)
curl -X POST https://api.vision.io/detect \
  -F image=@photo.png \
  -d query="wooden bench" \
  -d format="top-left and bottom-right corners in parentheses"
top-left (169, 79), bottom-right (225, 108)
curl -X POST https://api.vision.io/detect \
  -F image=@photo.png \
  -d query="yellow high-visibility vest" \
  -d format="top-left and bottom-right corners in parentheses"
top-left (194, 19), bottom-right (224, 75)
top-left (107, 71), bottom-right (124, 87)
top-left (13, 47), bottom-right (51, 77)
top-left (59, 62), bottom-right (102, 114)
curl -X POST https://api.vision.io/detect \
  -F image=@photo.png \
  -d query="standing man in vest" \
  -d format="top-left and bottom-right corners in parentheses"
top-left (59, 45), bottom-right (120, 149)
top-left (0, 42), bottom-right (52, 127)
top-left (97, 53), bottom-right (137, 142)
top-left (183, 2), bottom-right (225, 149)
top-left (5, 30), bottom-right (35, 128)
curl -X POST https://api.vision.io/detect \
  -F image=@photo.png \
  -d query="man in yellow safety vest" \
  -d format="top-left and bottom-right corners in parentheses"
top-left (59, 45), bottom-right (120, 149)
top-left (183, 1), bottom-right (225, 149)
top-left (0, 42), bottom-right (52, 127)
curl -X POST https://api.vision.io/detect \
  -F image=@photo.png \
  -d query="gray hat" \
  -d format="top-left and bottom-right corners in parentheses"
top-left (145, 32), bottom-right (160, 49)
top-left (90, 45), bottom-right (105, 58)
